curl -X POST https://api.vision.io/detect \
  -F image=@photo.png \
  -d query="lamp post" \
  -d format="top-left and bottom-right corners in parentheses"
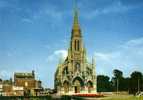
top-left (116, 79), bottom-right (119, 95)
top-left (138, 79), bottom-right (140, 93)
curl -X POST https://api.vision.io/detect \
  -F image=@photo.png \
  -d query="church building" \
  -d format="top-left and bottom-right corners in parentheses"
top-left (54, 7), bottom-right (97, 95)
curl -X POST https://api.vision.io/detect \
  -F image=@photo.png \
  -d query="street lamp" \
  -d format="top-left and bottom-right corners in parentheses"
top-left (117, 79), bottom-right (119, 95)
top-left (138, 79), bottom-right (140, 93)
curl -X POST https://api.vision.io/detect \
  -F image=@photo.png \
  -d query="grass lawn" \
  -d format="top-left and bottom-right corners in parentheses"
top-left (72, 95), bottom-right (143, 100)
top-left (100, 95), bottom-right (143, 100)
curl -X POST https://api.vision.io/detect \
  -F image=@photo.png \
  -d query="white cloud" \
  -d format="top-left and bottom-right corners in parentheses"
top-left (22, 18), bottom-right (33, 23)
top-left (33, 6), bottom-right (67, 21)
top-left (46, 49), bottom-right (67, 62)
top-left (44, 9), bottom-right (63, 20)
top-left (0, 70), bottom-right (12, 79)
top-left (0, 1), bottom-right (11, 8)
top-left (54, 50), bottom-right (67, 58)
top-left (84, 1), bottom-right (139, 19)
top-left (95, 37), bottom-right (143, 77)
top-left (101, 1), bottom-right (131, 14)
top-left (122, 37), bottom-right (143, 48)
top-left (95, 52), bottom-right (112, 62)
top-left (7, 52), bottom-right (13, 57)
top-left (21, 5), bottom-right (68, 25)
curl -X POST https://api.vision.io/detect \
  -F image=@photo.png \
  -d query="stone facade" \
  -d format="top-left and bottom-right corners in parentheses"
top-left (0, 71), bottom-right (42, 96)
top-left (14, 71), bottom-right (36, 90)
top-left (14, 70), bottom-right (42, 96)
top-left (54, 9), bottom-right (97, 95)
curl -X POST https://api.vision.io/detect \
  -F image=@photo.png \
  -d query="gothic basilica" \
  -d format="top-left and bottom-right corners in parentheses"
top-left (54, 8), bottom-right (97, 95)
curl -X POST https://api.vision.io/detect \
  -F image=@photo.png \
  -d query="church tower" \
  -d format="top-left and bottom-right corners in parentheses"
top-left (54, 3), bottom-right (96, 95)
top-left (68, 7), bottom-right (87, 75)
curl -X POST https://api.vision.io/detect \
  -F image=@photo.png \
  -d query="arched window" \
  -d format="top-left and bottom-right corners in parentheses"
top-left (74, 40), bottom-right (80, 51)
top-left (63, 67), bottom-right (68, 75)
top-left (77, 40), bottom-right (80, 51)
top-left (74, 40), bottom-right (76, 51)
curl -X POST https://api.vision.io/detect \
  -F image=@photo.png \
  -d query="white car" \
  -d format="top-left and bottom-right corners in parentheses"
top-left (137, 92), bottom-right (143, 97)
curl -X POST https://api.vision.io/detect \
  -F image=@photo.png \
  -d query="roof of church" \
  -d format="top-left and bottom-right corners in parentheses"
top-left (2, 79), bottom-right (12, 85)
top-left (14, 72), bottom-right (34, 78)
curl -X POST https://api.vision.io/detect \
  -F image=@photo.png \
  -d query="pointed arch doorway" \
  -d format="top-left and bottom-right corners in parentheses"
top-left (63, 81), bottom-right (69, 93)
top-left (74, 80), bottom-right (80, 93)
top-left (73, 77), bottom-right (84, 93)
top-left (87, 81), bottom-right (93, 93)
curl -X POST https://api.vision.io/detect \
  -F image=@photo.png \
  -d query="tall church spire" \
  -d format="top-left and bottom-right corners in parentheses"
top-left (55, 0), bottom-right (97, 94)
top-left (72, 0), bottom-right (81, 38)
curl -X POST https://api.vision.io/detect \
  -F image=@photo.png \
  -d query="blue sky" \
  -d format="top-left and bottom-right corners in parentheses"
top-left (0, 0), bottom-right (143, 88)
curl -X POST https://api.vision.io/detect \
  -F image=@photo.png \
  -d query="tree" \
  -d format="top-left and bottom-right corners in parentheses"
top-left (113, 69), bottom-right (123, 78)
top-left (129, 71), bottom-right (143, 94)
top-left (112, 69), bottom-right (124, 91)
top-left (122, 77), bottom-right (130, 91)
top-left (97, 75), bottom-right (112, 92)
top-left (97, 69), bottom-right (143, 94)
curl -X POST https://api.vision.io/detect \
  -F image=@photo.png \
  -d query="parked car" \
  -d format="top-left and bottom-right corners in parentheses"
top-left (136, 92), bottom-right (143, 97)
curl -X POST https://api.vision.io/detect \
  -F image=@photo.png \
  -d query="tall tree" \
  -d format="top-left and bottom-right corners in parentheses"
top-left (112, 69), bottom-right (124, 91)
top-left (97, 75), bottom-right (112, 92)
top-left (113, 69), bottom-right (123, 78)
top-left (129, 71), bottom-right (143, 94)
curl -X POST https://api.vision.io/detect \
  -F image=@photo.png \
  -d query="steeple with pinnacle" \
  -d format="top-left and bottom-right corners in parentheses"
top-left (70, 3), bottom-right (84, 53)
top-left (72, 7), bottom-right (81, 38)
top-left (54, 0), bottom-right (97, 94)
top-left (67, 1), bottom-right (87, 74)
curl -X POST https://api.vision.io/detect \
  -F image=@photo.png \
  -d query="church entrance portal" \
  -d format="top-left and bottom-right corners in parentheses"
top-left (73, 77), bottom-right (84, 93)
top-left (74, 80), bottom-right (81, 93)
top-left (87, 81), bottom-right (93, 93)
top-left (63, 81), bottom-right (69, 93)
